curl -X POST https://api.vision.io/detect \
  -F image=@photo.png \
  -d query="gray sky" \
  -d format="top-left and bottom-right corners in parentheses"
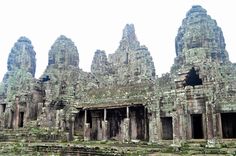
top-left (0, 0), bottom-right (235, 80)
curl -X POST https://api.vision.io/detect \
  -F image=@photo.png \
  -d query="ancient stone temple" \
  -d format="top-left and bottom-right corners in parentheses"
top-left (0, 5), bottom-right (236, 148)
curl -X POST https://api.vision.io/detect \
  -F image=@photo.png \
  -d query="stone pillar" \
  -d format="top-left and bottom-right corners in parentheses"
top-left (55, 110), bottom-right (60, 129)
top-left (148, 105), bottom-right (161, 143)
top-left (206, 103), bottom-right (214, 139)
top-left (102, 109), bottom-right (108, 141)
top-left (122, 118), bottom-right (130, 142)
top-left (179, 111), bottom-right (184, 141)
top-left (0, 105), bottom-right (3, 115)
top-left (97, 119), bottom-right (103, 140)
top-left (172, 111), bottom-right (180, 146)
top-left (202, 113), bottom-right (207, 139)
top-left (205, 102), bottom-right (215, 147)
top-left (186, 114), bottom-right (192, 139)
top-left (7, 109), bottom-right (13, 128)
top-left (122, 106), bottom-right (130, 142)
top-left (144, 107), bottom-right (148, 140)
top-left (216, 113), bottom-right (222, 139)
top-left (104, 109), bottom-right (107, 121)
top-left (149, 112), bottom-right (157, 142)
top-left (130, 110), bottom-right (137, 139)
top-left (84, 123), bottom-right (91, 141)
top-left (156, 111), bottom-right (162, 141)
top-left (102, 120), bottom-right (108, 141)
top-left (24, 101), bottom-right (29, 124)
top-left (84, 110), bottom-right (90, 141)
top-left (13, 96), bottom-right (19, 129)
top-left (126, 106), bottom-right (129, 118)
top-left (69, 115), bottom-right (75, 141)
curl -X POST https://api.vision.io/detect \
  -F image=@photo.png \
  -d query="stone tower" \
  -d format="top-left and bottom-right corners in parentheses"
top-left (39, 35), bottom-right (97, 129)
top-left (6, 36), bottom-right (36, 78)
top-left (157, 5), bottom-right (236, 146)
top-left (1, 5), bottom-right (236, 150)
top-left (48, 35), bottom-right (79, 67)
top-left (91, 24), bottom-right (155, 86)
top-left (171, 5), bottom-right (232, 88)
top-left (104, 24), bottom-right (155, 85)
top-left (0, 37), bottom-right (41, 129)
top-left (175, 5), bottom-right (229, 66)
top-left (2, 36), bottom-right (37, 100)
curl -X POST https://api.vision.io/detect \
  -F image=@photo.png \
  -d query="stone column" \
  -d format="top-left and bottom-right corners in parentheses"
top-left (13, 96), bottom-right (19, 129)
top-left (55, 110), bottom-right (60, 129)
top-left (144, 107), bottom-right (148, 140)
top-left (69, 115), bottom-right (75, 141)
top-left (0, 105), bottom-right (3, 115)
top-left (7, 109), bottom-right (13, 128)
top-left (149, 112), bottom-right (157, 142)
top-left (205, 102), bottom-right (215, 147)
top-left (206, 103), bottom-right (214, 139)
top-left (104, 109), bottom-right (107, 121)
top-left (84, 110), bottom-right (90, 141)
top-left (216, 113), bottom-right (222, 139)
top-left (148, 104), bottom-right (161, 143)
top-left (172, 111), bottom-right (180, 146)
top-left (123, 118), bottom-right (130, 142)
top-left (202, 113), bottom-right (207, 139)
top-left (130, 110), bottom-right (137, 139)
top-left (156, 111), bottom-right (162, 141)
top-left (122, 107), bottom-right (130, 142)
top-left (102, 121), bottom-right (108, 141)
top-left (186, 114), bottom-right (192, 139)
top-left (179, 110), bottom-right (184, 141)
top-left (102, 109), bottom-right (108, 141)
top-left (24, 102), bottom-right (29, 125)
top-left (126, 106), bottom-right (129, 118)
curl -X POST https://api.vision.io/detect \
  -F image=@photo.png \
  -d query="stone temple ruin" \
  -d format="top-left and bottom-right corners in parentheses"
top-left (0, 5), bottom-right (236, 147)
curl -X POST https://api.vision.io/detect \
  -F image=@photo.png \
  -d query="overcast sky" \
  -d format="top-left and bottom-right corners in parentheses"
top-left (0, 0), bottom-right (235, 80)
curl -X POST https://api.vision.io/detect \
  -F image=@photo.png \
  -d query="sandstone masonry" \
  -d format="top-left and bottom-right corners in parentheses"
top-left (0, 5), bottom-right (236, 147)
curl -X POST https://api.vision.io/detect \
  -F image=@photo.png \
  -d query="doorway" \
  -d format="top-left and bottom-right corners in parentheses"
top-left (191, 114), bottom-right (204, 139)
top-left (221, 113), bottom-right (236, 138)
top-left (19, 112), bottom-right (24, 127)
top-left (161, 117), bottom-right (173, 140)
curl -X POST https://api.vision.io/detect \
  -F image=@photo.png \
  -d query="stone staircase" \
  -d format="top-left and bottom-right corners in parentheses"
top-left (0, 124), bottom-right (67, 143)
top-left (0, 127), bottom-right (235, 156)
top-left (0, 128), bottom-right (29, 142)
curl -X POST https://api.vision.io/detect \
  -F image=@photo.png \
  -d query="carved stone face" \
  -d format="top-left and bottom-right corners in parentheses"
top-left (7, 37), bottom-right (36, 76)
top-left (48, 35), bottom-right (79, 67)
top-left (185, 27), bottom-right (203, 49)
top-left (175, 5), bottom-right (228, 63)
top-left (184, 23), bottom-right (218, 50)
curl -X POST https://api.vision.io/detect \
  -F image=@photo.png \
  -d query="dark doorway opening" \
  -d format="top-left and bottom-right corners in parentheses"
top-left (90, 110), bottom-right (103, 140)
top-left (19, 112), bottom-right (24, 127)
top-left (10, 111), bottom-right (14, 128)
top-left (130, 106), bottom-right (147, 140)
top-left (74, 111), bottom-right (85, 139)
top-left (161, 117), bottom-right (173, 140)
top-left (221, 113), bottom-right (236, 138)
top-left (2, 104), bottom-right (6, 113)
top-left (185, 67), bottom-right (202, 87)
top-left (191, 114), bottom-right (204, 139)
top-left (107, 108), bottom-right (126, 140)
